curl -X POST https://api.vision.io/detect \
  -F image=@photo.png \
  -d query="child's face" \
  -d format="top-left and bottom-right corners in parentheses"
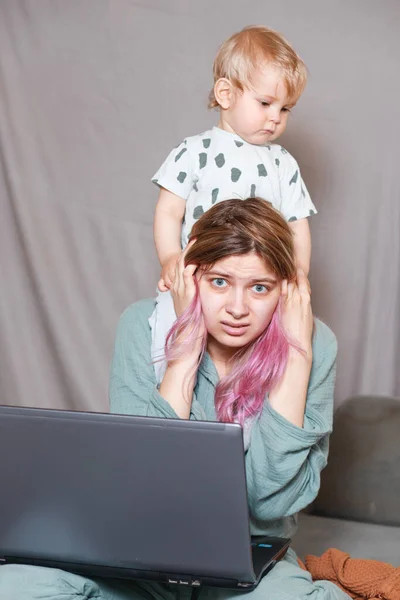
top-left (220, 65), bottom-right (294, 145)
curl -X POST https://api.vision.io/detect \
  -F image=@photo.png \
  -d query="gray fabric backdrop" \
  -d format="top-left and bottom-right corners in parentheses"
top-left (0, 0), bottom-right (399, 412)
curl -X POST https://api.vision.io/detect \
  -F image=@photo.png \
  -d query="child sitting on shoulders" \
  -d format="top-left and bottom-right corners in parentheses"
top-left (151, 25), bottom-right (316, 379)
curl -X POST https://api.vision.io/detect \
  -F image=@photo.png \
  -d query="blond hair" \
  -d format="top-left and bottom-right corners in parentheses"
top-left (208, 25), bottom-right (307, 109)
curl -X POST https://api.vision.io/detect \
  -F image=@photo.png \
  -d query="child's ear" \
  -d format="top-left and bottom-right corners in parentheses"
top-left (214, 78), bottom-right (236, 109)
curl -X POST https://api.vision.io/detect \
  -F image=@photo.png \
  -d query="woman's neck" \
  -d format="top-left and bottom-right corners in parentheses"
top-left (206, 337), bottom-right (236, 379)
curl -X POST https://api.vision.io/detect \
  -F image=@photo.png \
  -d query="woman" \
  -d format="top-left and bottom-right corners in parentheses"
top-left (0, 198), bottom-right (348, 599)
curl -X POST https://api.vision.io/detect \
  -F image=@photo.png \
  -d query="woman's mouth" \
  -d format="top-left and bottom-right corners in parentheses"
top-left (220, 321), bottom-right (250, 336)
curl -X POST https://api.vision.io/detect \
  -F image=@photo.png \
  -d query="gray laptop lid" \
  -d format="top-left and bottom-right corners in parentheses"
top-left (0, 406), bottom-right (255, 583)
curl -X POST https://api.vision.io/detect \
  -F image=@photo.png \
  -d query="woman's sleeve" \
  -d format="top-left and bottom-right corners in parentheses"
top-left (245, 320), bottom-right (337, 522)
top-left (109, 300), bottom-right (180, 419)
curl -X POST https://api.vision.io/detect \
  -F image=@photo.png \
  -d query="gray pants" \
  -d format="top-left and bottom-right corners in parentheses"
top-left (0, 550), bottom-right (351, 600)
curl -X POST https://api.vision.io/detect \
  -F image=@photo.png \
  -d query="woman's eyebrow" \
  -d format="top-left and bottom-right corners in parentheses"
top-left (206, 271), bottom-right (277, 285)
top-left (206, 270), bottom-right (231, 278)
top-left (249, 276), bottom-right (278, 284)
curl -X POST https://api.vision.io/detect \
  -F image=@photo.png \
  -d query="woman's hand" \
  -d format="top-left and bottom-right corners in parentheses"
top-left (159, 240), bottom-right (202, 419)
top-left (269, 269), bottom-right (313, 428)
top-left (170, 240), bottom-right (197, 318)
top-left (280, 269), bottom-right (313, 360)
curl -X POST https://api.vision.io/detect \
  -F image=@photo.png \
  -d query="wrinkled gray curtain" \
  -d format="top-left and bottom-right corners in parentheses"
top-left (0, 0), bottom-right (399, 412)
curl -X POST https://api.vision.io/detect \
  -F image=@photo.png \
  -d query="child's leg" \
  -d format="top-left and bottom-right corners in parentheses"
top-left (148, 290), bottom-right (176, 383)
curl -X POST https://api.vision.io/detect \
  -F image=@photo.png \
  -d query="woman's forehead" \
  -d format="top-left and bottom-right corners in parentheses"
top-left (205, 253), bottom-right (277, 281)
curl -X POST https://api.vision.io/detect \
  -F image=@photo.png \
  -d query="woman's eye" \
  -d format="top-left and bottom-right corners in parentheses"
top-left (252, 284), bottom-right (268, 293)
top-left (212, 278), bottom-right (227, 288)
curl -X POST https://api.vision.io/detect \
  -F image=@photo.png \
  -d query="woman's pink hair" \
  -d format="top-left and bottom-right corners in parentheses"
top-left (165, 198), bottom-right (297, 426)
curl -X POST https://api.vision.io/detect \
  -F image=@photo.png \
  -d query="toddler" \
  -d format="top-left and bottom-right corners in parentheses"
top-left (151, 25), bottom-right (316, 379)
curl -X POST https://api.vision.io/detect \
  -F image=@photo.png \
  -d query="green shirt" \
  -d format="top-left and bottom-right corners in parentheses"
top-left (109, 298), bottom-right (337, 539)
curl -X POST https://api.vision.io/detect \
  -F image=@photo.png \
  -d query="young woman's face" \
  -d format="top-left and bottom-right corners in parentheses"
top-left (198, 252), bottom-right (281, 357)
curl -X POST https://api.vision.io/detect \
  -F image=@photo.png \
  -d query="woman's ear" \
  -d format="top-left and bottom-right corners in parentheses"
top-left (214, 78), bottom-right (236, 110)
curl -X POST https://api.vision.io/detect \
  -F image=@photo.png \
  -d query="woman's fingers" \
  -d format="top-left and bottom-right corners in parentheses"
top-left (179, 238), bottom-right (197, 265)
top-left (183, 264), bottom-right (197, 292)
top-left (280, 272), bottom-right (313, 353)
top-left (281, 279), bottom-right (288, 298)
top-left (287, 281), bottom-right (294, 301)
top-left (171, 244), bottom-right (198, 318)
top-left (174, 241), bottom-right (196, 289)
top-left (183, 263), bottom-right (197, 277)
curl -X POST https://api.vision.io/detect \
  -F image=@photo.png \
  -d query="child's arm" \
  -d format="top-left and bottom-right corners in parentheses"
top-left (154, 187), bottom-right (186, 291)
top-left (289, 218), bottom-right (311, 276)
top-left (276, 147), bottom-right (315, 277)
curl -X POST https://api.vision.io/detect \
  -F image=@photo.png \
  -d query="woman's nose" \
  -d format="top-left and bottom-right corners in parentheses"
top-left (226, 290), bottom-right (250, 319)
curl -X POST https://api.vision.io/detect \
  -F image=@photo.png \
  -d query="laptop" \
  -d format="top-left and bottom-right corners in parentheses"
top-left (0, 405), bottom-right (290, 590)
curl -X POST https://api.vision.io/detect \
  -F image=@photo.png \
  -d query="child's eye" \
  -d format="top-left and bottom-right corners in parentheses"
top-left (281, 107), bottom-right (291, 113)
top-left (252, 284), bottom-right (268, 293)
top-left (259, 101), bottom-right (270, 107)
top-left (212, 278), bottom-right (227, 288)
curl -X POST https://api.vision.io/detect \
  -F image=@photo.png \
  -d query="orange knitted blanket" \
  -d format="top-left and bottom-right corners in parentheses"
top-left (299, 548), bottom-right (400, 600)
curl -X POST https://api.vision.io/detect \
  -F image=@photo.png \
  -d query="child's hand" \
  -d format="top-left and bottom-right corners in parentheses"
top-left (158, 253), bottom-right (181, 292)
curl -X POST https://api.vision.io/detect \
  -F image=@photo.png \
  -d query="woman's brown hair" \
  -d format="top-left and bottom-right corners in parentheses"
top-left (186, 197), bottom-right (296, 281)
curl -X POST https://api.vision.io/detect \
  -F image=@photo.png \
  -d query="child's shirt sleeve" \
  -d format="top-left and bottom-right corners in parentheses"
top-left (277, 147), bottom-right (317, 222)
top-left (151, 140), bottom-right (194, 200)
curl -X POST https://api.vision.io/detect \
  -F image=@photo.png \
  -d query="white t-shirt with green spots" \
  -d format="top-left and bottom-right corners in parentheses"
top-left (152, 126), bottom-right (317, 247)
